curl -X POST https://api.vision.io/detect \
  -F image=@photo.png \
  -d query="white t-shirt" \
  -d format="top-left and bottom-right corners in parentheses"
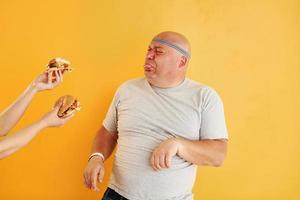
top-left (103, 77), bottom-right (228, 200)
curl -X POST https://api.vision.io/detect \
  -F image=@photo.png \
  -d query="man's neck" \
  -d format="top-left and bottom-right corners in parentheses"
top-left (147, 77), bottom-right (185, 88)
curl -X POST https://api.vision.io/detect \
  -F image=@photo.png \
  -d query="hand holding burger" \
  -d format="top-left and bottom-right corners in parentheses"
top-left (47, 57), bottom-right (72, 83)
top-left (31, 57), bottom-right (72, 92)
top-left (39, 95), bottom-right (80, 127)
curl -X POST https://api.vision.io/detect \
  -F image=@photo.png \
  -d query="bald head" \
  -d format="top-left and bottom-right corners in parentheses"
top-left (153, 31), bottom-right (191, 58)
top-left (144, 31), bottom-right (191, 88)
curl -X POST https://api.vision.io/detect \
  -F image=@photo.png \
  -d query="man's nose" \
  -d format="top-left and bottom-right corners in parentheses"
top-left (146, 51), bottom-right (155, 60)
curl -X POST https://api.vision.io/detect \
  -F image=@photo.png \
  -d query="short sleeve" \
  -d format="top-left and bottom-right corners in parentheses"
top-left (199, 87), bottom-right (228, 140)
top-left (102, 88), bottom-right (121, 133)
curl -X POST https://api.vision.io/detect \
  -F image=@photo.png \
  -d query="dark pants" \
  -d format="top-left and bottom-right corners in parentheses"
top-left (102, 188), bottom-right (129, 200)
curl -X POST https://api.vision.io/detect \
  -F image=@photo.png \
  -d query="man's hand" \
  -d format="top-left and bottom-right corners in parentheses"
top-left (83, 156), bottom-right (105, 192)
top-left (39, 101), bottom-right (74, 128)
top-left (150, 138), bottom-right (181, 171)
top-left (31, 70), bottom-right (63, 92)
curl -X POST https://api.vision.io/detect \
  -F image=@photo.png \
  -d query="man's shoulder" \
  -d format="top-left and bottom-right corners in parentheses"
top-left (122, 77), bottom-right (145, 85)
top-left (119, 77), bottom-right (145, 87)
top-left (185, 78), bottom-right (221, 97)
top-left (117, 77), bottom-right (146, 92)
top-left (185, 78), bottom-right (211, 91)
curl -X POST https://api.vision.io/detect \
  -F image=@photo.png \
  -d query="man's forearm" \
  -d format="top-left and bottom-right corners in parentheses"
top-left (0, 119), bottom-right (47, 159)
top-left (177, 138), bottom-right (227, 167)
top-left (0, 83), bottom-right (38, 136)
top-left (91, 126), bottom-right (118, 160)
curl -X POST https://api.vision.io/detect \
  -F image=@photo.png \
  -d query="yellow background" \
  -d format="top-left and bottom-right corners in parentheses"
top-left (0, 0), bottom-right (299, 199)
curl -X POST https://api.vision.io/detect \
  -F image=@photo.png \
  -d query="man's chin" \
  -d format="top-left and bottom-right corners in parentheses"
top-left (144, 71), bottom-right (157, 79)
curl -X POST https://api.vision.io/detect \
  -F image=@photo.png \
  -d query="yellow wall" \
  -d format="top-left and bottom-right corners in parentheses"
top-left (0, 0), bottom-right (299, 199)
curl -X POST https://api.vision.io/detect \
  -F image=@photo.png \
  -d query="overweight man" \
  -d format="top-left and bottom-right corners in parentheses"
top-left (84, 31), bottom-right (228, 200)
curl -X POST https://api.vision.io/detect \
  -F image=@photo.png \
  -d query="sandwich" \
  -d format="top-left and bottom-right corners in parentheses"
top-left (46, 57), bottom-right (72, 83)
top-left (54, 95), bottom-right (81, 118)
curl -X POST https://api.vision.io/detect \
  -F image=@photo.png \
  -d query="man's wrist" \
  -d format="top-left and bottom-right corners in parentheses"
top-left (88, 152), bottom-right (105, 162)
top-left (174, 138), bottom-right (184, 156)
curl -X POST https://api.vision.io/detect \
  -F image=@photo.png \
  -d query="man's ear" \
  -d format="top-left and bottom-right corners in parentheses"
top-left (179, 56), bottom-right (188, 68)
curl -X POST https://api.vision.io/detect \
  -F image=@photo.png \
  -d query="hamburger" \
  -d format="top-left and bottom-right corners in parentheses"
top-left (54, 95), bottom-right (81, 118)
top-left (46, 57), bottom-right (72, 83)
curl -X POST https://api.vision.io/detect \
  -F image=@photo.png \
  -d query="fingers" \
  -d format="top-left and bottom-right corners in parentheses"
top-left (151, 153), bottom-right (162, 171)
top-left (53, 100), bottom-right (63, 111)
top-left (150, 154), bottom-right (155, 170)
top-left (84, 170), bottom-right (92, 189)
top-left (98, 167), bottom-right (104, 183)
top-left (58, 70), bottom-right (63, 82)
top-left (37, 68), bottom-right (66, 91)
top-left (91, 172), bottom-right (99, 192)
top-left (165, 153), bottom-right (171, 168)
top-left (47, 71), bottom-right (53, 85)
top-left (83, 162), bottom-right (103, 192)
top-left (62, 110), bottom-right (75, 118)
top-left (46, 70), bottom-right (62, 87)
top-left (54, 70), bottom-right (59, 84)
top-left (83, 166), bottom-right (91, 189)
top-left (83, 172), bottom-right (89, 188)
top-left (159, 154), bottom-right (166, 168)
top-left (52, 70), bottom-right (62, 87)
top-left (54, 113), bottom-right (74, 127)
top-left (62, 113), bottom-right (75, 123)
top-left (154, 154), bottom-right (162, 170)
top-left (56, 70), bottom-right (62, 83)
top-left (151, 152), bottom-right (172, 171)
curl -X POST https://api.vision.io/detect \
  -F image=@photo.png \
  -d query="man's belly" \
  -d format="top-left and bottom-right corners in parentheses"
top-left (108, 133), bottom-right (197, 200)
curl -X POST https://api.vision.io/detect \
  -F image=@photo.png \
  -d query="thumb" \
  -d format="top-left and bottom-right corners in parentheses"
top-left (53, 100), bottom-right (63, 111)
top-left (98, 168), bottom-right (105, 183)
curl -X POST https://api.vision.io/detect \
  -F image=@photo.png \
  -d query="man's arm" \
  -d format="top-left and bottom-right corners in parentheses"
top-left (0, 71), bottom-right (63, 136)
top-left (151, 138), bottom-right (227, 170)
top-left (91, 126), bottom-right (118, 160)
top-left (83, 126), bottom-right (118, 192)
top-left (177, 138), bottom-right (227, 166)
top-left (150, 88), bottom-right (229, 169)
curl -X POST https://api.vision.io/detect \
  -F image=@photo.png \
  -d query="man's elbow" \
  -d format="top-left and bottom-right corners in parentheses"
top-left (212, 152), bottom-right (226, 167)
top-left (212, 156), bottom-right (225, 167)
top-left (197, 153), bottom-right (226, 167)
top-left (212, 140), bottom-right (228, 167)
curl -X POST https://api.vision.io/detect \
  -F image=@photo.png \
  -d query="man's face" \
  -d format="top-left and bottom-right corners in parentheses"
top-left (144, 40), bottom-right (182, 81)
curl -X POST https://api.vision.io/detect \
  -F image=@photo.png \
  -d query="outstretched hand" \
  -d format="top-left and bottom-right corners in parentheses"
top-left (32, 70), bottom-right (63, 92)
top-left (39, 100), bottom-right (74, 127)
